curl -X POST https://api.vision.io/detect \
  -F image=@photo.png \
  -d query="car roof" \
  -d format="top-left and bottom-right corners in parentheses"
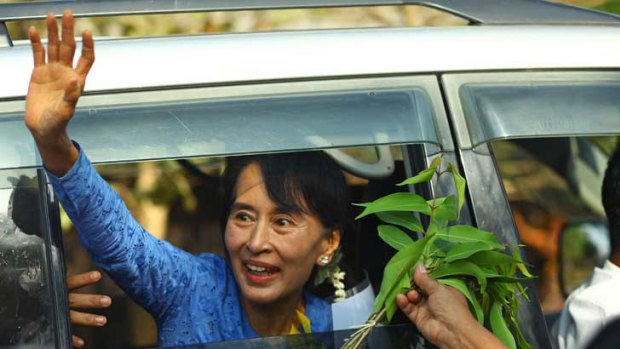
top-left (2, 25), bottom-right (620, 99)
top-left (0, 0), bottom-right (619, 99)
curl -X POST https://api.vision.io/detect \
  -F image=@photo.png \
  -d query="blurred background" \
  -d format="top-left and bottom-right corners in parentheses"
top-left (2, 0), bottom-right (619, 39)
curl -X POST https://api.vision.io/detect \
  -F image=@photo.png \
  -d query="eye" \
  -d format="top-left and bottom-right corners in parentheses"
top-left (232, 211), bottom-right (253, 224)
top-left (275, 217), bottom-right (292, 227)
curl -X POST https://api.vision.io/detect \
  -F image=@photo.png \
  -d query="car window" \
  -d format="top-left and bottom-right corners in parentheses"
top-left (62, 144), bottom-right (432, 348)
top-left (460, 83), bottom-right (620, 148)
top-left (446, 71), bottom-right (620, 347)
top-left (442, 72), bottom-right (620, 150)
top-left (491, 137), bottom-right (618, 314)
top-left (0, 168), bottom-right (62, 346)
top-left (0, 78), bottom-right (445, 169)
top-left (0, 73), bottom-right (447, 348)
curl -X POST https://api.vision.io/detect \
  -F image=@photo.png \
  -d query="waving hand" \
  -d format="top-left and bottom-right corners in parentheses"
top-left (25, 10), bottom-right (94, 176)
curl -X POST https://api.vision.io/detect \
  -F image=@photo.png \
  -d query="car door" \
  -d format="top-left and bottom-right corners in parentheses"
top-left (443, 71), bottom-right (620, 349)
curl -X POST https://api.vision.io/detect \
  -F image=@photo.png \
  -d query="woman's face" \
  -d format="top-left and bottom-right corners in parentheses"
top-left (225, 163), bottom-right (340, 307)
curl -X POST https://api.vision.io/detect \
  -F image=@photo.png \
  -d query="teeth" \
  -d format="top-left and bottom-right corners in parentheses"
top-left (247, 264), bottom-right (267, 272)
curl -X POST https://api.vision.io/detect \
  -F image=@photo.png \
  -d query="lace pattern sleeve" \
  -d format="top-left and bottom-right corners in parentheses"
top-left (46, 144), bottom-right (204, 320)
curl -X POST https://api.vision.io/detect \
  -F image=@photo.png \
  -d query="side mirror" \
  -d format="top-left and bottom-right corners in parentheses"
top-left (559, 220), bottom-right (610, 297)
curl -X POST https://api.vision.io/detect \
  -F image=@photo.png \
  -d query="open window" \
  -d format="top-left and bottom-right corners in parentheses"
top-left (0, 76), bottom-right (450, 348)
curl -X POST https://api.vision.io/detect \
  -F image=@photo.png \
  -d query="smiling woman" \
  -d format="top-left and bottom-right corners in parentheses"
top-left (221, 153), bottom-right (346, 337)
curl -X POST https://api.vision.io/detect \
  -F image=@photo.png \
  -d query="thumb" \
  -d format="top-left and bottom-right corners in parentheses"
top-left (413, 264), bottom-right (440, 295)
top-left (63, 78), bottom-right (81, 105)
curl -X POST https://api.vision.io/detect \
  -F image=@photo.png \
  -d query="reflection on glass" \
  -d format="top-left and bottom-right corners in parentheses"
top-left (560, 222), bottom-right (610, 295)
top-left (492, 137), bottom-right (610, 313)
top-left (0, 174), bottom-right (54, 346)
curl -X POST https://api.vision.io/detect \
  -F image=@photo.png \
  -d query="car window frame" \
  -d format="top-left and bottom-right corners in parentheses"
top-left (0, 74), bottom-right (454, 348)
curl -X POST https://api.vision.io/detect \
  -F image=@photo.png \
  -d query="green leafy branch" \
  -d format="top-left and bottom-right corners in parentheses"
top-left (341, 156), bottom-right (533, 349)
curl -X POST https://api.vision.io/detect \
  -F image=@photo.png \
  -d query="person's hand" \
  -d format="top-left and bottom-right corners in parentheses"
top-left (24, 10), bottom-right (94, 176)
top-left (67, 271), bottom-right (111, 348)
top-left (396, 265), bottom-right (508, 349)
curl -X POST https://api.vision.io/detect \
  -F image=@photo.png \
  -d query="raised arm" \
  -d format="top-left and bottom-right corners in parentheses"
top-left (24, 11), bottom-right (206, 321)
top-left (24, 10), bottom-right (94, 176)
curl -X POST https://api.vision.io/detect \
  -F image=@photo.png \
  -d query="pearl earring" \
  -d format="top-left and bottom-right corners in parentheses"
top-left (318, 255), bottom-right (330, 266)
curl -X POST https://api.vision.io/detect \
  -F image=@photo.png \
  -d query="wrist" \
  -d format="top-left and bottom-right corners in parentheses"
top-left (440, 318), bottom-right (507, 349)
top-left (34, 133), bottom-right (79, 176)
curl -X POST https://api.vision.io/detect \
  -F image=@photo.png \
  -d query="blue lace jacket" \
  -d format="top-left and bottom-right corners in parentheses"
top-left (47, 145), bottom-right (333, 347)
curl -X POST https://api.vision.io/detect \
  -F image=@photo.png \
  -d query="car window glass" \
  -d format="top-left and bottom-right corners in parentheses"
top-left (491, 136), bottom-right (618, 314)
top-left (63, 144), bottom-right (428, 348)
top-left (0, 168), bottom-right (58, 347)
top-left (461, 83), bottom-right (620, 149)
top-left (0, 87), bottom-right (439, 170)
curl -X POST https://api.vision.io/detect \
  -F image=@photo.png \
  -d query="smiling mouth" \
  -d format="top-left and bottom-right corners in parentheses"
top-left (244, 263), bottom-right (280, 276)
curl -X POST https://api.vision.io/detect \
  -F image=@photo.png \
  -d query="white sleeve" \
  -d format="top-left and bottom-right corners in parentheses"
top-left (555, 293), bottom-right (606, 349)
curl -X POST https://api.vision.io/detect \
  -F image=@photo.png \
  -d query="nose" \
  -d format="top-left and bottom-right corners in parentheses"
top-left (246, 220), bottom-right (271, 254)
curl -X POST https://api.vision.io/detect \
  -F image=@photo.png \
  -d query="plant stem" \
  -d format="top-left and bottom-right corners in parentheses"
top-left (340, 308), bottom-right (387, 349)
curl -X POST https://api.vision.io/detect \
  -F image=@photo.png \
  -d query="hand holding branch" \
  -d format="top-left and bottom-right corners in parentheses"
top-left (397, 265), bottom-right (509, 349)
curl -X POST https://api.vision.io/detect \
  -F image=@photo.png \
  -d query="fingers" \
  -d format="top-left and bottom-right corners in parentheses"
top-left (76, 30), bottom-right (95, 77)
top-left (46, 12), bottom-right (60, 63)
top-left (68, 292), bottom-right (111, 309)
top-left (67, 270), bottom-right (101, 291)
top-left (28, 26), bottom-right (45, 67)
top-left (72, 335), bottom-right (85, 348)
top-left (396, 293), bottom-right (412, 311)
top-left (59, 9), bottom-right (76, 66)
top-left (35, 9), bottom-right (90, 72)
top-left (70, 310), bottom-right (107, 327)
top-left (397, 292), bottom-right (420, 324)
top-left (413, 264), bottom-right (440, 295)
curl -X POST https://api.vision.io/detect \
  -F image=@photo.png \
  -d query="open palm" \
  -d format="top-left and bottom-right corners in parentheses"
top-left (24, 10), bottom-right (94, 142)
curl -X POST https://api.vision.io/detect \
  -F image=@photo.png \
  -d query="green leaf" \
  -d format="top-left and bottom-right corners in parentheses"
top-left (511, 247), bottom-right (533, 278)
top-left (438, 278), bottom-right (484, 324)
top-left (429, 260), bottom-right (488, 292)
top-left (489, 281), bottom-right (512, 299)
top-left (426, 216), bottom-right (448, 235)
top-left (428, 195), bottom-right (458, 220)
top-left (437, 225), bottom-right (503, 248)
top-left (397, 167), bottom-right (436, 186)
top-left (378, 225), bottom-right (415, 251)
top-left (376, 211), bottom-right (423, 233)
top-left (429, 156), bottom-right (443, 170)
top-left (444, 241), bottom-right (497, 263)
top-left (515, 282), bottom-right (531, 302)
top-left (490, 301), bottom-right (517, 349)
top-left (373, 236), bottom-right (430, 319)
top-left (468, 250), bottom-right (518, 267)
top-left (430, 238), bottom-right (455, 255)
top-left (447, 162), bottom-right (466, 214)
top-left (356, 193), bottom-right (428, 219)
top-left (384, 270), bottom-right (412, 321)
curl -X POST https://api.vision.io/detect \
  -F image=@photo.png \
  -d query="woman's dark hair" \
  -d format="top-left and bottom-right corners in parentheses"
top-left (602, 145), bottom-right (620, 253)
top-left (222, 151), bottom-right (351, 235)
